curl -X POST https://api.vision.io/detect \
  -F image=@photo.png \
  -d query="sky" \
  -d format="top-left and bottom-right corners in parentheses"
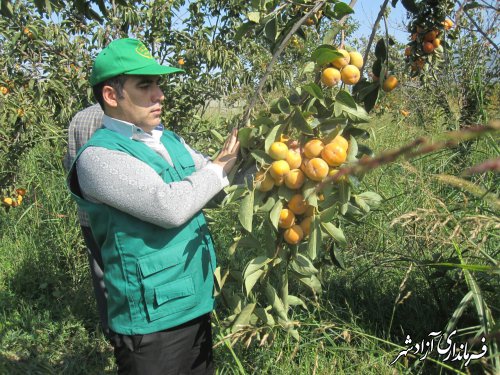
top-left (350, 0), bottom-right (409, 44)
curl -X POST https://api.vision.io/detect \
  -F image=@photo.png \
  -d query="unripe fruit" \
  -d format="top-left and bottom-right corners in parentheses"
top-left (348, 51), bottom-right (364, 69)
top-left (268, 141), bottom-right (289, 160)
top-left (285, 169), bottom-right (306, 190)
top-left (340, 65), bottom-right (360, 85)
top-left (303, 139), bottom-right (324, 159)
top-left (284, 225), bottom-right (304, 245)
top-left (0, 86), bottom-right (9, 95)
top-left (279, 209), bottom-right (295, 229)
top-left (288, 194), bottom-right (308, 215)
top-left (432, 38), bottom-right (441, 48)
top-left (331, 49), bottom-right (350, 69)
top-left (286, 150), bottom-right (302, 169)
top-left (269, 160), bottom-right (290, 180)
top-left (382, 75), bottom-right (398, 92)
top-left (304, 158), bottom-right (329, 181)
top-left (321, 143), bottom-right (347, 167)
top-left (321, 67), bottom-right (341, 87)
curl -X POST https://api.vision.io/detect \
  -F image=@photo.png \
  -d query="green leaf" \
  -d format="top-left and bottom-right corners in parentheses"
top-left (278, 184), bottom-right (295, 202)
top-left (279, 98), bottom-right (291, 114)
top-left (363, 85), bottom-right (380, 113)
top-left (357, 192), bottom-right (383, 208)
top-left (464, 2), bottom-right (481, 11)
top-left (264, 17), bottom-right (278, 42)
top-left (0, 0), bottom-right (14, 18)
top-left (372, 59), bottom-right (382, 78)
top-left (311, 45), bottom-right (342, 66)
top-left (291, 253), bottom-right (318, 277)
top-left (251, 150), bottom-right (274, 165)
top-left (307, 215), bottom-right (321, 260)
top-left (346, 136), bottom-right (358, 162)
top-left (210, 129), bottom-right (225, 144)
top-left (244, 256), bottom-right (273, 295)
top-left (295, 274), bottom-right (322, 294)
top-left (302, 83), bottom-right (324, 102)
top-left (375, 39), bottom-right (387, 62)
top-left (302, 180), bottom-right (318, 207)
top-left (291, 109), bottom-right (314, 134)
top-left (239, 191), bottom-right (254, 232)
top-left (254, 307), bottom-right (275, 326)
top-left (232, 303), bottom-right (256, 333)
top-left (319, 118), bottom-right (347, 134)
top-left (235, 21), bottom-right (254, 41)
top-left (336, 90), bottom-right (357, 109)
top-left (333, 2), bottom-right (354, 19)
top-left (287, 295), bottom-right (307, 309)
top-left (288, 328), bottom-right (300, 341)
top-left (237, 127), bottom-right (254, 148)
top-left (354, 195), bottom-right (370, 213)
top-left (320, 204), bottom-right (338, 223)
top-left (300, 61), bottom-right (316, 77)
top-left (269, 199), bottom-right (284, 231)
top-left (321, 222), bottom-right (347, 246)
top-left (329, 244), bottom-right (346, 269)
top-left (247, 11), bottom-right (260, 23)
top-left (400, 0), bottom-right (419, 13)
top-left (265, 282), bottom-right (288, 321)
top-left (257, 196), bottom-right (276, 212)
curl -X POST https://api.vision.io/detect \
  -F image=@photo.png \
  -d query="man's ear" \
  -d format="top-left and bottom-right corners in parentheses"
top-left (102, 85), bottom-right (119, 108)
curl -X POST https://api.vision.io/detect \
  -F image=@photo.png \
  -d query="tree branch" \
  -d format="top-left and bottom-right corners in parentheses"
top-left (241, 0), bottom-right (357, 128)
top-left (360, 0), bottom-right (390, 77)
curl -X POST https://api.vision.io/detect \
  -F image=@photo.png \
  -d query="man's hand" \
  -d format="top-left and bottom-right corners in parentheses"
top-left (213, 128), bottom-right (240, 175)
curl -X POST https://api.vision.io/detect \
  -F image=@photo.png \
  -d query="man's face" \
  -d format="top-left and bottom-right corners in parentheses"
top-left (112, 75), bottom-right (165, 132)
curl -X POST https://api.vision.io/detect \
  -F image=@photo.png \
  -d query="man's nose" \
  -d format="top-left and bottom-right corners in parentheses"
top-left (154, 85), bottom-right (164, 102)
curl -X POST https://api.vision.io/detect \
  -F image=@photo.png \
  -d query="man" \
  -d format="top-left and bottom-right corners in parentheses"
top-left (64, 104), bottom-right (109, 336)
top-left (67, 38), bottom-right (239, 374)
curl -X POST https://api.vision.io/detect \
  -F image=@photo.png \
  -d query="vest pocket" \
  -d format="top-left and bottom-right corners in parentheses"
top-left (144, 275), bottom-right (196, 321)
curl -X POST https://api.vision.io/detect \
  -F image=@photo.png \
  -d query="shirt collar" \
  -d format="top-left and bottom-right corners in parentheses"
top-left (102, 114), bottom-right (164, 142)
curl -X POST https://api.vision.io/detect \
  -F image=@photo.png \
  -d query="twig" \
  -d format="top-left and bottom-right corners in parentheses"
top-left (360, 0), bottom-right (390, 77)
top-left (241, 0), bottom-right (327, 128)
top-left (240, 0), bottom-right (358, 127)
top-left (459, 0), bottom-right (499, 51)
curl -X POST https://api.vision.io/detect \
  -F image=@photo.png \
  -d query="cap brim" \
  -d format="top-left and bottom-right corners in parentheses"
top-left (125, 64), bottom-right (185, 76)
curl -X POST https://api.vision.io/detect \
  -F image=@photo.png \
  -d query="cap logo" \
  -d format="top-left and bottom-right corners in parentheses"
top-left (135, 43), bottom-right (153, 59)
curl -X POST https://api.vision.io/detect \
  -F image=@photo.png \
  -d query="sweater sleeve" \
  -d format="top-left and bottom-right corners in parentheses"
top-left (76, 146), bottom-right (228, 229)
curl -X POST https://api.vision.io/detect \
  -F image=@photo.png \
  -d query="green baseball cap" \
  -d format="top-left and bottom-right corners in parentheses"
top-left (89, 38), bottom-right (184, 86)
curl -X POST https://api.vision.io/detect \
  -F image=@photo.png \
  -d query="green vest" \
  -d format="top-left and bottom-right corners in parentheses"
top-left (67, 128), bottom-right (216, 335)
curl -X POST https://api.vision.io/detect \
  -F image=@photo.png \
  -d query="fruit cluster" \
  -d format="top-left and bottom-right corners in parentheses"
top-left (2, 188), bottom-right (26, 209)
top-left (405, 18), bottom-right (453, 75)
top-left (254, 134), bottom-right (349, 245)
top-left (321, 48), bottom-right (363, 87)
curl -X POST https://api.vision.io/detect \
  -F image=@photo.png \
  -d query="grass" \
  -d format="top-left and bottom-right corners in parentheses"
top-left (0, 103), bottom-right (498, 374)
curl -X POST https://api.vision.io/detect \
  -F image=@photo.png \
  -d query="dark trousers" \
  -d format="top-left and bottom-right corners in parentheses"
top-left (81, 225), bottom-right (110, 336)
top-left (112, 313), bottom-right (214, 375)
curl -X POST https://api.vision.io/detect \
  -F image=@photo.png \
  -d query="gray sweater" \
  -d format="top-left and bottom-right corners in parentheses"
top-left (76, 115), bottom-right (228, 229)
